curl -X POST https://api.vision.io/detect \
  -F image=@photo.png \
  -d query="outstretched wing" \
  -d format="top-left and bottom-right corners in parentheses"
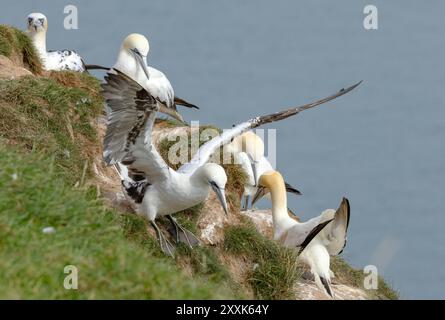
top-left (178, 81), bottom-right (362, 174)
top-left (279, 215), bottom-right (333, 254)
top-left (102, 69), bottom-right (171, 182)
top-left (324, 197), bottom-right (351, 255)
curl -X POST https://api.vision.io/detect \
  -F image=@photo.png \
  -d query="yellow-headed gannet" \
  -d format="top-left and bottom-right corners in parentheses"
top-left (253, 171), bottom-right (351, 298)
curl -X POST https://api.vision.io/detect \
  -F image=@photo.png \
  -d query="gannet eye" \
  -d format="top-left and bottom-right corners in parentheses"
top-left (131, 48), bottom-right (141, 56)
top-left (209, 180), bottom-right (223, 190)
top-left (28, 17), bottom-right (33, 25)
top-left (38, 18), bottom-right (45, 25)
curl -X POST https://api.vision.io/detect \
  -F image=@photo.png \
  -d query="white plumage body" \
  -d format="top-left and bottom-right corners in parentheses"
top-left (27, 13), bottom-right (85, 72)
top-left (43, 50), bottom-right (85, 72)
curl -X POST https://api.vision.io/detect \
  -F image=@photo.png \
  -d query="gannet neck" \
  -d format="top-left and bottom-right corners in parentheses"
top-left (29, 30), bottom-right (47, 59)
top-left (259, 171), bottom-right (292, 227)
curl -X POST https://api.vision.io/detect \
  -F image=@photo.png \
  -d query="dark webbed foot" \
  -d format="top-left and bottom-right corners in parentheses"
top-left (150, 221), bottom-right (175, 258)
top-left (166, 215), bottom-right (200, 248)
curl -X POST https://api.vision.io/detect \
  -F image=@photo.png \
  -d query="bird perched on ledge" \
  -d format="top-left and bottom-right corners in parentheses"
top-left (82, 35), bottom-right (199, 115)
top-left (26, 13), bottom-right (86, 72)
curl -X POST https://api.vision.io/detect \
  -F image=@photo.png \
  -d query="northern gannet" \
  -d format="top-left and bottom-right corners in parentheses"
top-left (226, 131), bottom-right (302, 210)
top-left (253, 171), bottom-right (351, 298)
top-left (83, 62), bottom-right (200, 114)
top-left (101, 36), bottom-right (360, 256)
top-left (27, 13), bottom-right (86, 72)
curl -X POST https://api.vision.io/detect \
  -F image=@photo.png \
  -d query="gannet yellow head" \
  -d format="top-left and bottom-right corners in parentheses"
top-left (120, 33), bottom-right (150, 80)
top-left (229, 131), bottom-right (264, 160)
top-left (258, 170), bottom-right (284, 190)
top-left (228, 131), bottom-right (264, 185)
top-left (122, 33), bottom-right (150, 57)
top-left (27, 13), bottom-right (48, 33)
top-left (198, 163), bottom-right (229, 215)
top-left (252, 170), bottom-right (286, 207)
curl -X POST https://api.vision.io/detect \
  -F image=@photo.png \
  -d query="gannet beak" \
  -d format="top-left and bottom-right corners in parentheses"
top-left (247, 154), bottom-right (259, 187)
top-left (159, 105), bottom-right (187, 125)
top-left (210, 182), bottom-right (228, 215)
top-left (251, 162), bottom-right (258, 187)
top-left (132, 49), bottom-right (150, 80)
top-left (251, 186), bottom-right (267, 206)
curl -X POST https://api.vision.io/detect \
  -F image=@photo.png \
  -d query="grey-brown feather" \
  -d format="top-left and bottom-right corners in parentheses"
top-left (102, 70), bottom-right (158, 165)
top-left (251, 81), bottom-right (362, 128)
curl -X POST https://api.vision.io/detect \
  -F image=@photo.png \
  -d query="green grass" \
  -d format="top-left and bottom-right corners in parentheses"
top-left (0, 67), bottom-right (239, 298)
top-left (0, 144), bottom-right (236, 299)
top-left (0, 25), bottom-right (42, 74)
top-left (0, 74), bottom-right (103, 185)
top-left (224, 219), bottom-right (299, 300)
top-left (331, 257), bottom-right (399, 300)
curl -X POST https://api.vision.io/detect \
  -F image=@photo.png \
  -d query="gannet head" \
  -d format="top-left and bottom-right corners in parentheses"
top-left (27, 13), bottom-right (48, 33)
top-left (120, 33), bottom-right (150, 79)
top-left (228, 131), bottom-right (264, 185)
top-left (252, 170), bottom-right (285, 206)
top-left (199, 163), bottom-right (228, 215)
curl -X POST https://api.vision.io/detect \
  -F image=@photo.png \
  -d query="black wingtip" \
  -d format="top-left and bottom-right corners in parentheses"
top-left (320, 276), bottom-right (333, 298)
top-left (341, 197), bottom-right (351, 230)
top-left (298, 218), bottom-right (334, 255)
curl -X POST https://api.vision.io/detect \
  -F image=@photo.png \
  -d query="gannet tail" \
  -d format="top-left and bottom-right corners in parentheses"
top-left (174, 96), bottom-right (200, 109)
top-left (85, 64), bottom-right (110, 71)
top-left (284, 182), bottom-right (302, 196)
top-left (317, 274), bottom-right (334, 298)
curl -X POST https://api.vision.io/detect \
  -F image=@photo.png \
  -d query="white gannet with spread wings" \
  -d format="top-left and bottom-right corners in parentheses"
top-left (102, 51), bottom-right (361, 256)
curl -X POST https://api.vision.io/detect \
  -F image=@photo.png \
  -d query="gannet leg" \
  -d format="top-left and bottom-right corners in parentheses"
top-left (150, 221), bottom-right (175, 258)
top-left (166, 215), bottom-right (200, 248)
top-left (241, 195), bottom-right (250, 211)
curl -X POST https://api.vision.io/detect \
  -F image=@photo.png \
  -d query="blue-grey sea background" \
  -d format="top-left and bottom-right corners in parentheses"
top-left (3, 0), bottom-right (444, 299)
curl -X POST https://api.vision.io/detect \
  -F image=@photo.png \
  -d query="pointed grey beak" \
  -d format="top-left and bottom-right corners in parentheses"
top-left (132, 49), bottom-right (150, 80)
top-left (251, 186), bottom-right (267, 207)
top-left (247, 154), bottom-right (259, 186)
top-left (210, 182), bottom-right (228, 215)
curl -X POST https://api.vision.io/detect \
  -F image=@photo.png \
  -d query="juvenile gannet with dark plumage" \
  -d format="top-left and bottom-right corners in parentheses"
top-left (27, 13), bottom-right (86, 72)
top-left (101, 39), bottom-right (360, 257)
top-left (253, 170), bottom-right (351, 298)
top-left (226, 131), bottom-right (302, 210)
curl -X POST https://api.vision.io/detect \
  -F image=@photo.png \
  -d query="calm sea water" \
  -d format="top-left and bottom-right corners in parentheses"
top-left (3, 0), bottom-right (445, 299)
